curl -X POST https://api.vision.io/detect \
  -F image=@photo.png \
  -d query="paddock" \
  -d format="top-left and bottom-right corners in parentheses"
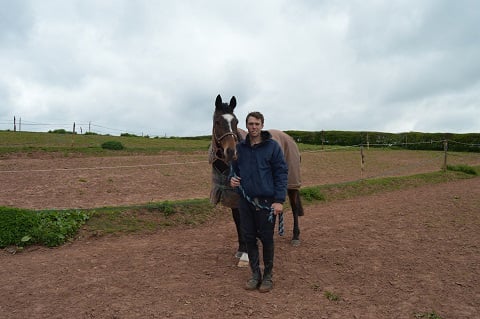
top-left (0, 149), bottom-right (479, 318)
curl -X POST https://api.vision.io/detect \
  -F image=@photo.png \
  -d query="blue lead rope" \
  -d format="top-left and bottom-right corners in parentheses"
top-left (230, 166), bottom-right (285, 236)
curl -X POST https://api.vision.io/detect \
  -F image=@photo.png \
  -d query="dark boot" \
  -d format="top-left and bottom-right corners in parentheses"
top-left (245, 271), bottom-right (262, 290)
top-left (259, 244), bottom-right (274, 293)
top-left (258, 273), bottom-right (273, 293)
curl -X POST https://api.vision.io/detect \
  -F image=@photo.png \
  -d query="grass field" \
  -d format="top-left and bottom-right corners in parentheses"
top-left (0, 131), bottom-right (212, 155)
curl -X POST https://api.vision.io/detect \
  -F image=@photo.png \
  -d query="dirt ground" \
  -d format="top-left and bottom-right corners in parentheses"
top-left (1, 151), bottom-right (480, 318)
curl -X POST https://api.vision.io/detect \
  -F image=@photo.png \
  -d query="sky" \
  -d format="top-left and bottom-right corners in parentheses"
top-left (1, 0), bottom-right (479, 137)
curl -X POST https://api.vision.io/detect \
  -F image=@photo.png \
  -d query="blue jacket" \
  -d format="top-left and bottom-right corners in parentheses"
top-left (232, 131), bottom-right (288, 203)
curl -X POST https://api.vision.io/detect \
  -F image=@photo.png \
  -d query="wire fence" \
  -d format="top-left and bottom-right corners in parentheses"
top-left (0, 118), bottom-right (155, 137)
top-left (1, 139), bottom-right (478, 175)
top-left (299, 142), bottom-right (480, 189)
top-left (1, 117), bottom-right (479, 182)
top-left (1, 137), bottom-right (479, 210)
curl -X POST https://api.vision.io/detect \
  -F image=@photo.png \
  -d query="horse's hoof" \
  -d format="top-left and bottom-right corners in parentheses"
top-left (237, 252), bottom-right (249, 268)
top-left (291, 239), bottom-right (301, 247)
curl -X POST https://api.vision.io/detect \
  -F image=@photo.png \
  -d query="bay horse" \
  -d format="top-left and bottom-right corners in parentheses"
top-left (209, 94), bottom-right (304, 267)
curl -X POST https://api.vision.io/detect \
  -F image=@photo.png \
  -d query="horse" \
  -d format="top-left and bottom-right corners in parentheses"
top-left (209, 94), bottom-right (304, 267)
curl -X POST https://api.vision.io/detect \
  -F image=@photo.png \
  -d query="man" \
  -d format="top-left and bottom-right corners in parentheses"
top-left (230, 111), bottom-right (288, 292)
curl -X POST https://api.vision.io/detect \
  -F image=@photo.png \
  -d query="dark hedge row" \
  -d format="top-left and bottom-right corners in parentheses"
top-left (284, 130), bottom-right (480, 152)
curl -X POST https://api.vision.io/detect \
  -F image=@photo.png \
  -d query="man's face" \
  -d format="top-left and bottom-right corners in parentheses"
top-left (246, 116), bottom-right (263, 137)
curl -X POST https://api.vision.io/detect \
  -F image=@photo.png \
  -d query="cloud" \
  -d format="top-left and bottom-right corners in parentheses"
top-left (0, 0), bottom-right (479, 135)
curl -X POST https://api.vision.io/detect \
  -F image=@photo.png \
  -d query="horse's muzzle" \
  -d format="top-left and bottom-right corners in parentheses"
top-left (225, 147), bottom-right (237, 162)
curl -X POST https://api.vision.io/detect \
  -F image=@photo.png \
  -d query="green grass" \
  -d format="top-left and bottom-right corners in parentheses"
top-left (324, 290), bottom-right (340, 301)
top-left (300, 188), bottom-right (326, 201)
top-left (1, 199), bottom-right (220, 249)
top-left (0, 131), bottom-right (211, 155)
top-left (101, 140), bottom-right (125, 150)
top-left (446, 164), bottom-right (478, 175)
top-left (0, 131), bottom-right (337, 155)
top-left (310, 284), bottom-right (341, 302)
top-left (80, 199), bottom-right (219, 237)
top-left (0, 207), bottom-right (91, 248)
top-left (414, 311), bottom-right (443, 319)
top-left (299, 166), bottom-right (479, 203)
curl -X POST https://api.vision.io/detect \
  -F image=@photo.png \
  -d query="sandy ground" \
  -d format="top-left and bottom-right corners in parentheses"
top-left (1, 150), bottom-right (479, 318)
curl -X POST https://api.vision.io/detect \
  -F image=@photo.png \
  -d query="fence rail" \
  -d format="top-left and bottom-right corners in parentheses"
top-left (0, 118), bottom-right (159, 137)
top-left (1, 139), bottom-right (479, 209)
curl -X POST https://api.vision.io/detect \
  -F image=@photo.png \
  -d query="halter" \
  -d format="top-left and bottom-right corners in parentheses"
top-left (211, 127), bottom-right (239, 167)
top-left (213, 128), bottom-right (238, 145)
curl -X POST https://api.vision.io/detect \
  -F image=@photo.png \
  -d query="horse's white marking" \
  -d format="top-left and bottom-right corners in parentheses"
top-left (237, 252), bottom-right (249, 268)
top-left (222, 114), bottom-right (235, 133)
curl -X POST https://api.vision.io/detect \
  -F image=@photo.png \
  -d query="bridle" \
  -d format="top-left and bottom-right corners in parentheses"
top-left (213, 128), bottom-right (238, 146)
top-left (211, 126), bottom-right (239, 173)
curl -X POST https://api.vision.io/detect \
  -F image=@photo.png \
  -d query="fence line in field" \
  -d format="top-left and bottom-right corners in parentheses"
top-left (302, 140), bottom-right (479, 187)
top-left (360, 150), bottom-right (445, 180)
top-left (0, 161), bottom-right (209, 174)
top-left (0, 118), bottom-right (196, 137)
top-left (1, 141), bottom-right (479, 178)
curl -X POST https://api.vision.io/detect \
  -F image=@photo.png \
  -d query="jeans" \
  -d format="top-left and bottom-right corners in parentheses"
top-left (239, 197), bottom-right (276, 278)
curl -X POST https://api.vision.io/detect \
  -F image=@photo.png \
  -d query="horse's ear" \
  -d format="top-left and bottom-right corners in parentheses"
top-left (230, 96), bottom-right (237, 109)
top-left (215, 95), bottom-right (222, 109)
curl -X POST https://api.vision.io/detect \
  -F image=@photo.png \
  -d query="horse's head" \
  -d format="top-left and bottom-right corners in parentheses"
top-left (212, 94), bottom-right (240, 163)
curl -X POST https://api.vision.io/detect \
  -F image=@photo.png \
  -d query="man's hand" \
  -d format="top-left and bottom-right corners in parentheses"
top-left (271, 203), bottom-right (283, 215)
top-left (230, 176), bottom-right (241, 187)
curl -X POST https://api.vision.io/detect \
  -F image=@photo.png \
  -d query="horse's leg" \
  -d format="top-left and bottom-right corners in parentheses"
top-left (288, 189), bottom-right (304, 246)
top-left (231, 207), bottom-right (249, 267)
top-left (291, 212), bottom-right (300, 246)
top-left (231, 208), bottom-right (247, 257)
top-left (288, 189), bottom-right (304, 216)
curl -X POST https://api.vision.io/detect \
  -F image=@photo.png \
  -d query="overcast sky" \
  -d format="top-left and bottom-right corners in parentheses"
top-left (1, 0), bottom-right (479, 136)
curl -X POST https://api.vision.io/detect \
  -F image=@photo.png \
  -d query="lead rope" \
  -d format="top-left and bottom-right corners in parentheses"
top-left (230, 165), bottom-right (284, 236)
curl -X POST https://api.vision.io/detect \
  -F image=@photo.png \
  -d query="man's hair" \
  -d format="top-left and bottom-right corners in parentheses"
top-left (246, 111), bottom-right (264, 125)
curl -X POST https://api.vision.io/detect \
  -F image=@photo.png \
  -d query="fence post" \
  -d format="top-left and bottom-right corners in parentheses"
top-left (442, 139), bottom-right (448, 171)
top-left (321, 130), bottom-right (325, 150)
top-left (14, 116), bottom-right (16, 132)
top-left (360, 145), bottom-right (365, 176)
top-left (71, 122), bottom-right (76, 148)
